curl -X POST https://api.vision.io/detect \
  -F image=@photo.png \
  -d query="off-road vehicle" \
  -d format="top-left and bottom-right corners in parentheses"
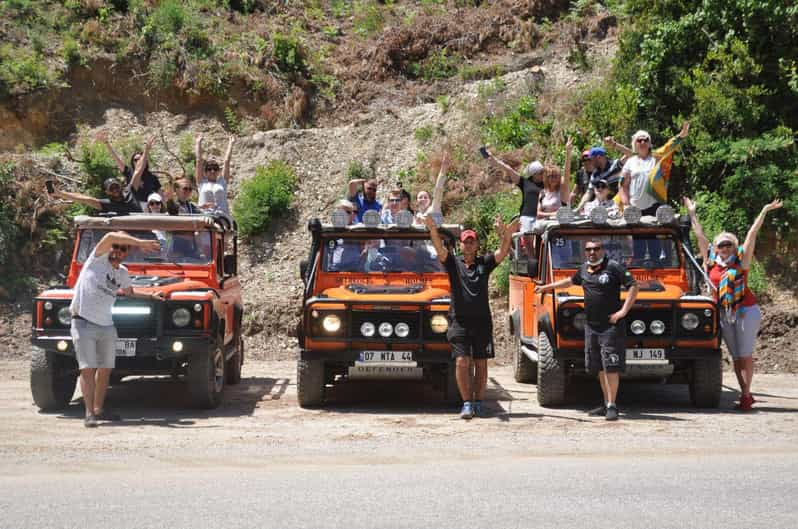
top-left (297, 211), bottom-right (461, 407)
top-left (508, 205), bottom-right (721, 407)
top-left (30, 213), bottom-right (244, 410)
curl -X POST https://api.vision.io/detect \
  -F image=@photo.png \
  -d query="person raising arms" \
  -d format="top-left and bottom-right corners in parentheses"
top-left (536, 137), bottom-right (573, 219)
top-left (484, 149), bottom-right (544, 233)
top-left (195, 134), bottom-right (235, 216)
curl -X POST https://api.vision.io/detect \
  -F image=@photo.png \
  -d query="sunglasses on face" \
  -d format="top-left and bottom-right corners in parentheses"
top-left (716, 242), bottom-right (734, 249)
top-left (595, 184), bottom-right (608, 190)
top-left (585, 247), bottom-right (602, 253)
top-left (636, 138), bottom-right (650, 144)
top-left (180, 186), bottom-right (193, 191)
top-left (149, 200), bottom-right (162, 205)
top-left (107, 185), bottom-right (121, 193)
top-left (389, 198), bottom-right (401, 203)
top-left (205, 166), bottom-right (220, 172)
top-left (343, 209), bottom-right (356, 215)
top-left (111, 244), bottom-right (129, 252)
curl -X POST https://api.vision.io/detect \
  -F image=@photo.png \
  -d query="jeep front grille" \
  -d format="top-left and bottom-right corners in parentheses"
top-left (112, 300), bottom-right (158, 338)
top-left (350, 311), bottom-right (419, 341)
top-left (626, 308), bottom-right (673, 337)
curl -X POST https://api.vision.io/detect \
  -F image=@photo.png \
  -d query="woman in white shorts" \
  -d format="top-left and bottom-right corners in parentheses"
top-left (685, 196), bottom-right (783, 410)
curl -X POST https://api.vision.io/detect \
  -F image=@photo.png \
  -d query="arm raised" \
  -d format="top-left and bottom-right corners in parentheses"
top-left (683, 197), bottom-right (710, 263)
top-left (741, 199), bottom-right (782, 269)
top-left (424, 214), bottom-right (449, 264)
top-left (493, 216), bottom-right (519, 265)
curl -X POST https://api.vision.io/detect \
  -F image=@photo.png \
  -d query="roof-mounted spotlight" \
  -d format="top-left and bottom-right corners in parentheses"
top-left (555, 207), bottom-right (575, 225)
top-left (394, 210), bottom-right (414, 228)
top-left (589, 205), bottom-right (609, 225)
top-left (655, 204), bottom-right (676, 224)
top-left (623, 205), bottom-right (642, 224)
top-left (362, 210), bottom-right (381, 228)
top-left (331, 210), bottom-right (350, 228)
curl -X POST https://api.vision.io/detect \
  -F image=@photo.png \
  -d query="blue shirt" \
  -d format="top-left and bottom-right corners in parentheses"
top-left (350, 193), bottom-right (382, 222)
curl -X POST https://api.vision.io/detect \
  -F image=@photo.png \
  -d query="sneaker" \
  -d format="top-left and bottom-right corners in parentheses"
top-left (605, 405), bottom-right (619, 421)
top-left (473, 400), bottom-right (484, 417)
top-left (460, 401), bottom-right (474, 420)
top-left (95, 409), bottom-right (121, 422)
top-left (84, 415), bottom-right (99, 428)
top-left (587, 405), bottom-right (607, 416)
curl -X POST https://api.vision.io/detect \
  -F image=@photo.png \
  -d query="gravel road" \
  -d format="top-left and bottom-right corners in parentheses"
top-left (2, 359), bottom-right (797, 528)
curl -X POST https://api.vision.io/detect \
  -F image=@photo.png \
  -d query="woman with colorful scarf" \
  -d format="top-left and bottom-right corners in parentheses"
top-left (684, 197), bottom-right (783, 410)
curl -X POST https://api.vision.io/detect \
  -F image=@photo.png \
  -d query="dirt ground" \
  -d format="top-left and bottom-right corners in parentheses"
top-left (3, 359), bottom-right (798, 474)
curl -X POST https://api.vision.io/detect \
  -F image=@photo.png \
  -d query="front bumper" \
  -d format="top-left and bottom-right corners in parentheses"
top-left (32, 334), bottom-right (217, 362)
top-left (300, 347), bottom-right (451, 364)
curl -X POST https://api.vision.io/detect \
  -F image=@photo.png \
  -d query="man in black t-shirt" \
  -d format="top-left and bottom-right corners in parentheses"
top-left (484, 149), bottom-right (544, 233)
top-left (426, 214), bottom-right (518, 419)
top-left (51, 178), bottom-right (142, 216)
top-left (536, 238), bottom-right (638, 421)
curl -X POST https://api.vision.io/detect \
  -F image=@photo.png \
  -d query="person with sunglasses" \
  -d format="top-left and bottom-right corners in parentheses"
top-left (484, 149), bottom-right (545, 233)
top-left (146, 192), bottom-right (166, 214)
top-left (48, 178), bottom-right (142, 216)
top-left (414, 151), bottom-right (449, 226)
top-left (381, 189), bottom-right (404, 224)
top-left (536, 137), bottom-right (573, 219)
top-left (581, 179), bottom-right (619, 218)
top-left (536, 239), bottom-right (638, 420)
top-left (69, 231), bottom-right (164, 427)
top-left (97, 131), bottom-right (162, 211)
top-left (195, 134), bottom-right (235, 215)
top-left (684, 196), bottom-right (783, 410)
top-left (347, 177), bottom-right (382, 223)
top-left (165, 178), bottom-right (201, 215)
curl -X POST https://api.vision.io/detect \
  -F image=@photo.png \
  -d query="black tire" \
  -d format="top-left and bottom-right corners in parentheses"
top-left (30, 347), bottom-right (78, 411)
top-left (110, 373), bottom-right (124, 385)
top-left (225, 336), bottom-right (243, 385)
top-left (297, 359), bottom-right (325, 408)
top-left (444, 360), bottom-right (462, 404)
top-left (689, 355), bottom-right (722, 408)
top-left (536, 332), bottom-right (567, 406)
top-left (513, 334), bottom-right (537, 384)
top-left (187, 344), bottom-right (225, 409)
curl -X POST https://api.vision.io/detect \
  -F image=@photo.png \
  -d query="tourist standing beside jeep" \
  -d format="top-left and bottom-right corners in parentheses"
top-left (70, 231), bottom-right (162, 427)
top-left (426, 214), bottom-right (518, 419)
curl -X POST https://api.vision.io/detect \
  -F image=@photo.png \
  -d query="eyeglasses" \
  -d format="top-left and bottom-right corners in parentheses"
top-left (180, 186), bottom-right (193, 191)
top-left (716, 241), bottom-right (734, 249)
top-left (636, 138), bottom-right (650, 144)
top-left (111, 244), bottom-right (129, 252)
top-left (205, 166), bottom-right (220, 172)
top-left (594, 184), bottom-right (608, 190)
top-left (343, 209), bottom-right (356, 215)
top-left (584, 247), bottom-right (602, 253)
top-left (107, 185), bottom-right (121, 193)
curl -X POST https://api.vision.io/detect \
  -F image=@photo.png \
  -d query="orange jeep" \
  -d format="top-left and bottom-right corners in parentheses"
top-left (30, 213), bottom-right (244, 410)
top-left (297, 213), bottom-right (461, 407)
top-left (508, 206), bottom-right (721, 407)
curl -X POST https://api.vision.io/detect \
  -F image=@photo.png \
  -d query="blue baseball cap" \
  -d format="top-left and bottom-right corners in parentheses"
top-left (589, 147), bottom-right (607, 158)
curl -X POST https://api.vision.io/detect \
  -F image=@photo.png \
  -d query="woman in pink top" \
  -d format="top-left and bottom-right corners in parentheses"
top-left (536, 137), bottom-right (573, 219)
top-left (685, 196), bottom-right (783, 410)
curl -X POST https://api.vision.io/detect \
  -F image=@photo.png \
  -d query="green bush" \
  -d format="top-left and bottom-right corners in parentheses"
top-left (407, 49), bottom-right (461, 80)
top-left (272, 33), bottom-right (306, 74)
top-left (481, 95), bottom-right (551, 151)
top-left (233, 161), bottom-right (296, 237)
top-left (0, 44), bottom-right (54, 96)
top-left (414, 125), bottom-right (434, 144)
top-left (353, 1), bottom-right (383, 38)
top-left (78, 140), bottom-right (119, 195)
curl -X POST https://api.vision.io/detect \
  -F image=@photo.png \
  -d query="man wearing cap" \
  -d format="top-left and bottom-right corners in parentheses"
top-left (425, 214), bottom-right (519, 419)
top-left (348, 178), bottom-right (382, 223)
top-left (576, 147), bottom-right (624, 212)
top-left (49, 178), bottom-right (142, 216)
top-left (484, 149), bottom-right (544, 232)
top-left (535, 239), bottom-right (638, 421)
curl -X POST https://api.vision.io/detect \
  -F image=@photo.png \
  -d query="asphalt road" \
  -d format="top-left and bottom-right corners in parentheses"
top-left (2, 453), bottom-right (797, 529)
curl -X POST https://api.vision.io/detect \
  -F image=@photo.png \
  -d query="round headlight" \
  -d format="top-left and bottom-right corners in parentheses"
top-left (395, 322), bottom-right (410, 338)
top-left (430, 314), bottom-right (448, 334)
top-left (378, 322), bottom-right (393, 337)
top-left (57, 306), bottom-right (71, 326)
top-left (650, 319), bottom-right (665, 335)
top-left (322, 314), bottom-right (342, 333)
top-left (630, 319), bottom-right (646, 335)
top-left (43, 301), bottom-right (53, 311)
top-left (681, 312), bottom-right (700, 330)
top-left (172, 308), bottom-right (191, 328)
top-left (193, 303), bottom-right (203, 313)
top-left (573, 312), bottom-right (586, 331)
top-left (360, 321), bottom-right (376, 337)
top-left (704, 309), bottom-right (713, 317)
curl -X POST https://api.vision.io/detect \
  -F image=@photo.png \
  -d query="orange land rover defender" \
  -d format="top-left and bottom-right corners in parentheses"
top-left (508, 206), bottom-right (721, 407)
top-left (297, 211), bottom-right (461, 407)
top-left (30, 214), bottom-right (244, 410)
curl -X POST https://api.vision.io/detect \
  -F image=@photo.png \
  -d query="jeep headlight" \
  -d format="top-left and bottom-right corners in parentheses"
top-left (630, 319), bottom-right (646, 335)
top-left (172, 308), bottom-right (192, 328)
top-left (681, 312), bottom-right (700, 331)
top-left (650, 319), bottom-right (665, 335)
top-left (57, 306), bottom-right (71, 326)
top-left (430, 314), bottom-right (448, 334)
top-left (322, 314), bottom-right (342, 333)
top-left (573, 312), bottom-right (586, 332)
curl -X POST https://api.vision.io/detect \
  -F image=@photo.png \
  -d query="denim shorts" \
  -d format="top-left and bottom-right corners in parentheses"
top-left (70, 318), bottom-right (117, 369)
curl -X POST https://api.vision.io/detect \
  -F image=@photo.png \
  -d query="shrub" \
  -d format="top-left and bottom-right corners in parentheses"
top-left (272, 33), bottom-right (306, 74)
top-left (414, 125), bottom-right (434, 144)
top-left (346, 160), bottom-right (373, 181)
top-left (0, 44), bottom-right (54, 96)
top-left (78, 140), bottom-right (119, 195)
top-left (233, 161), bottom-right (296, 237)
top-left (407, 49), bottom-right (461, 80)
top-left (353, 1), bottom-right (383, 38)
top-left (481, 95), bottom-right (551, 151)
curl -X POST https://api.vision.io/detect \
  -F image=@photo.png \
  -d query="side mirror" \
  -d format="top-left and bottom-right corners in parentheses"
top-left (299, 260), bottom-right (308, 283)
top-left (223, 255), bottom-right (237, 276)
top-left (527, 258), bottom-right (538, 277)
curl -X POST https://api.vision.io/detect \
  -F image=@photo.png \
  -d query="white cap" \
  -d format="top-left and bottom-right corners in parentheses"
top-left (147, 192), bottom-right (163, 203)
top-left (523, 161), bottom-right (544, 179)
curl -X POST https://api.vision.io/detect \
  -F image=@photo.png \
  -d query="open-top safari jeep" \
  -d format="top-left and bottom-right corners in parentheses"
top-left (30, 213), bottom-right (244, 410)
top-left (508, 205), bottom-right (722, 407)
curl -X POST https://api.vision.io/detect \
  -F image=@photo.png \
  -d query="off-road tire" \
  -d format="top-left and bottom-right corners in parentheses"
top-left (225, 336), bottom-right (243, 385)
top-left (187, 345), bottom-right (225, 409)
top-left (689, 355), bottom-right (722, 408)
top-left (297, 359), bottom-right (325, 408)
top-left (30, 346), bottom-right (78, 411)
top-left (513, 334), bottom-right (537, 384)
top-left (444, 360), bottom-right (462, 405)
top-left (536, 332), bottom-right (567, 406)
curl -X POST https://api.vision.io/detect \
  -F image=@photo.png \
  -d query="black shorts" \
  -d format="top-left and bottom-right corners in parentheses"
top-left (447, 319), bottom-right (494, 360)
top-left (584, 322), bottom-right (626, 374)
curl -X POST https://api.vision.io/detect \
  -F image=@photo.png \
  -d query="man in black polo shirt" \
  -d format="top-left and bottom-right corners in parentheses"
top-left (51, 178), bottom-right (142, 216)
top-left (536, 239), bottom-right (638, 420)
top-left (426, 214), bottom-right (518, 419)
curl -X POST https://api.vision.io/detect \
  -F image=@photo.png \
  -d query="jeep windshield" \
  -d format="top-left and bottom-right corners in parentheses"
top-left (548, 232), bottom-right (680, 269)
top-left (322, 236), bottom-right (445, 273)
top-left (77, 229), bottom-right (213, 265)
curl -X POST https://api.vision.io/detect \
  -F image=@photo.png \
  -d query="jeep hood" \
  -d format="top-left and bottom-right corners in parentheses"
top-left (39, 275), bottom-right (216, 300)
top-left (319, 283), bottom-right (450, 303)
top-left (563, 279), bottom-right (686, 300)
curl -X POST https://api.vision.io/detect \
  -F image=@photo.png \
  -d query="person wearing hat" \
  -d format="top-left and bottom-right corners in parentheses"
top-left (684, 196), bottom-right (783, 411)
top-left (48, 178), bottom-right (142, 216)
top-left (581, 179), bottom-right (620, 219)
top-left (146, 192), bottom-right (166, 214)
top-left (96, 131), bottom-right (162, 211)
top-left (483, 148), bottom-right (544, 232)
top-left (425, 213), bottom-right (519, 419)
top-left (575, 146), bottom-right (624, 212)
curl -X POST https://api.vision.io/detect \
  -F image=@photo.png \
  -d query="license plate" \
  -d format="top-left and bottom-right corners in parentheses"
top-left (359, 350), bottom-right (413, 362)
top-left (626, 348), bottom-right (666, 361)
top-left (115, 339), bottom-right (136, 357)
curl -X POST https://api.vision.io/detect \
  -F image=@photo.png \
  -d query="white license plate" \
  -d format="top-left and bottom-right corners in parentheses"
top-left (115, 339), bottom-right (137, 357)
top-left (359, 350), bottom-right (413, 362)
top-left (626, 348), bottom-right (666, 361)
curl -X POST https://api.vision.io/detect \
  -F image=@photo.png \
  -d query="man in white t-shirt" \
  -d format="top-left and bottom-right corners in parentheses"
top-left (70, 232), bottom-right (163, 427)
